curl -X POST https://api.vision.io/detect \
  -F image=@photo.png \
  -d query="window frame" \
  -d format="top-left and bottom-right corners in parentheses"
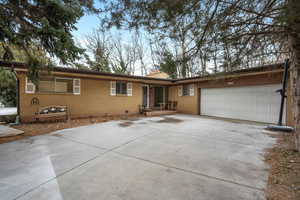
top-left (116, 81), bottom-right (128, 95)
top-left (25, 77), bottom-right (36, 94)
top-left (182, 84), bottom-right (190, 96)
top-left (181, 84), bottom-right (194, 96)
top-left (35, 76), bottom-right (76, 94)
top-left (54, 77), bottom-right (73, 94)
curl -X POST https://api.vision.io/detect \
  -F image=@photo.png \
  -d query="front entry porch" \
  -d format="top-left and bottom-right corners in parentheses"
top-left (141, 85), bottom-right (177, 116)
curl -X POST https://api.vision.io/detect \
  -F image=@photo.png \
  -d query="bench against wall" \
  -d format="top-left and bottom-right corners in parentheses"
top-left (35, 105), bottom-right (68, 122)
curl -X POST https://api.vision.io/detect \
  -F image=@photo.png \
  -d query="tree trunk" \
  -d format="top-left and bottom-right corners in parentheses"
top-left (289, 33), bottom-right (300, 152)
top-left (286, 0), bottom-right (300, 152)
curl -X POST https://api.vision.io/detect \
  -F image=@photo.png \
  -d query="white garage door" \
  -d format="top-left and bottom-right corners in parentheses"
top-left (200, 84), bottom-right (285, 124)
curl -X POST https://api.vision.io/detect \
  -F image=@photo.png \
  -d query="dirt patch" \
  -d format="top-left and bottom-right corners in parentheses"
top-left (0, 114), bottom-right (142, 144)
top-left (118, 121), bottom-right (134, 127)
top-left (265, 132), bottom-right (300, 200)
top-left (156, 117), bottom-right (183, 124)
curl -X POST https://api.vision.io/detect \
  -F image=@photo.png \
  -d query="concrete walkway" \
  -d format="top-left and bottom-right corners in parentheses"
top-left (0, 125), bottom-right (24, 137)
top-left (0, 114), bottom-right (276, 200)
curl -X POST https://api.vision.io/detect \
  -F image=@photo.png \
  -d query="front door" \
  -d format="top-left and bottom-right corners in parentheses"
top-left (154, 87), bottom-right (164, 107)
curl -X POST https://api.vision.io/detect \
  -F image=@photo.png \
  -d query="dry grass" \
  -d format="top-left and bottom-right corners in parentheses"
top-left (265, 132), bottom-right (300, 200)
top-left (0, 114), bottom-right (142, 144)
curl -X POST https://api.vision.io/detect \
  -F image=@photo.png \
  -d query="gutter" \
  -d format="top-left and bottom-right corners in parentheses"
top-left (0, 61), bottom-right (173, 83)
top-left (1, 61), bottom-right (285, 86)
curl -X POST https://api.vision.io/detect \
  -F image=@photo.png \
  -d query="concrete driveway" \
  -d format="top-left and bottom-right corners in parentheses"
top-left (0, 114), bottom-right (276, 200)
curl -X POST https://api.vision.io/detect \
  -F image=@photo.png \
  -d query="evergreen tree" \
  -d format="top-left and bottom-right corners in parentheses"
top-left (0, 68), bottom-right (16, 107)
top-left (158, 52), bottom-right (178, 79)
top-left (0, 0), bottom-right (97, 82)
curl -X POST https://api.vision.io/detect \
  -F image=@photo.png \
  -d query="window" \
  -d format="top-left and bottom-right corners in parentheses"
top-left (36, 76), bottom-right (76, 94)
top-left (110, 81), bottom-right (132, 96)
top-left (37, 77), bottom-right (55, 92)
top-left (73, 79), bottom-right (80, 95)
top-left (182, 85), bottom-right (190, 96)
top-left (180, 84), bottom-right (194, 96)
top-left (25, 77), bottom-right (35, 94)
top-left (116, 81), bottom-right (127, 95)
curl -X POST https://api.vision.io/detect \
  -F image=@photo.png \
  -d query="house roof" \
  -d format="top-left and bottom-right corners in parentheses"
top-left (174, 63), bottom-right (284, 84)
top-left (0, 61), bottom-right (173, 82)
top-left (146, 70), bottom-right (170, 79)
top-left (0, 61), bottom-right (284, 84)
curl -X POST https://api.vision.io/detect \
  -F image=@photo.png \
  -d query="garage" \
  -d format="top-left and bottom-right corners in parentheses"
top-left (200, 84), bottom-right (285, 124)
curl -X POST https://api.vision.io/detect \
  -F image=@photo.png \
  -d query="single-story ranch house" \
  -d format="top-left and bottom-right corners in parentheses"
top-left (1, 61), bottom-right (294, 126)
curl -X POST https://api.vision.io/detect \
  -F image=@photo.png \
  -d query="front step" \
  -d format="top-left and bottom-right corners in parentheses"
top-left (145, 110), bottom-right (177, 116)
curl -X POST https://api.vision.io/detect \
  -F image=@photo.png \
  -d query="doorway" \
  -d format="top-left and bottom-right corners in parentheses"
top-left (154, 87), bottom-right (164, 107)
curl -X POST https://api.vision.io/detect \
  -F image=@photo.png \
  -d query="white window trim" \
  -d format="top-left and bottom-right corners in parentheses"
top-left (73, 79), bottom-right (81, 95)
top-left (25, 77), bottom-right (35, 94)
top-left (178, 85), bottom-right (183, 97)
top-left (110, 81), bottom-right (116, 96)
top-left (189, 84), bottom-right (195, 96)
top-left (127, 82), bottom-right (132, 96)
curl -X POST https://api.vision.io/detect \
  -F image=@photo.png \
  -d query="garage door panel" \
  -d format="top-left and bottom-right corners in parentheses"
top-left (200, 84), bottom-right (285, 124)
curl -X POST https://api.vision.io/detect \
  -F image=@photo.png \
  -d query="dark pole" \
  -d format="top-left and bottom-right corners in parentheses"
top-left (277, 59), bottom-right (289, 126)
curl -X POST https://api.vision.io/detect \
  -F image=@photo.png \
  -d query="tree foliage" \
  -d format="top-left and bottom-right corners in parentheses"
top-left (83, 29), bottom-right (141, 75)
top-left (0, 0), bottom-right (98, 80)
top-left (100, 0), bottom-right (293, 75)
top-left (158, 51), bottom-right (177, 79)
top-left (0, 68), bottom-right (16, 107)
top-left (85, 30), bottom-right (111, 73)
top-left (0, 43), bottom-right (55, 106)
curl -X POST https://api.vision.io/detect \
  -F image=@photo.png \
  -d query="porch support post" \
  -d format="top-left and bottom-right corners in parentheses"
top-left (163, 86), bottom-right (166, 103)
top-left (147, 85), bottom-right (150, 108)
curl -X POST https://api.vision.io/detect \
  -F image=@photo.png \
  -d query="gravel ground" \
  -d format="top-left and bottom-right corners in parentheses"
top-left (265, 132), bottom-right (300, 200)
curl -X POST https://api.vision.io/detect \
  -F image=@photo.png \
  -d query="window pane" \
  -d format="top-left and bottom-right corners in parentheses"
top-left (121, 83), bottom-right (127, 94)
top-left (116, 82), bottom-right (121, 94)
top-left (182, 85), bottom-right (189, 96)
top-left (55, 78), bottom-right (73, 93)
top-left (37, 77), bottom-right (55, 92)
top-left (116, 82), bottom-right (127, 94)
top-left (26, 84), bottom-right (34, 92)
top-left (37, 76), bottom-right (73, 93)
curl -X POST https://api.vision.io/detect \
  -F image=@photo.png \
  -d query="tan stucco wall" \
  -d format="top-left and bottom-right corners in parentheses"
top-left (17, 70), bottom-right (294, 126)
top-left (18, 73), bottom-right (143, 122)
top-left (168, 85), bottom-right (199, 115)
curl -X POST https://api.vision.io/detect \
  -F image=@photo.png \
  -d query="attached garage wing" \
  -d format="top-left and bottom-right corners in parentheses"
top-left (200, 84), bottom-right (285, 124)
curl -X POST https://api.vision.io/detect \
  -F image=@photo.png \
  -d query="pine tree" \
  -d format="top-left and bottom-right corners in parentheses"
top-left (0, 0), bottom-right (98, 82)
